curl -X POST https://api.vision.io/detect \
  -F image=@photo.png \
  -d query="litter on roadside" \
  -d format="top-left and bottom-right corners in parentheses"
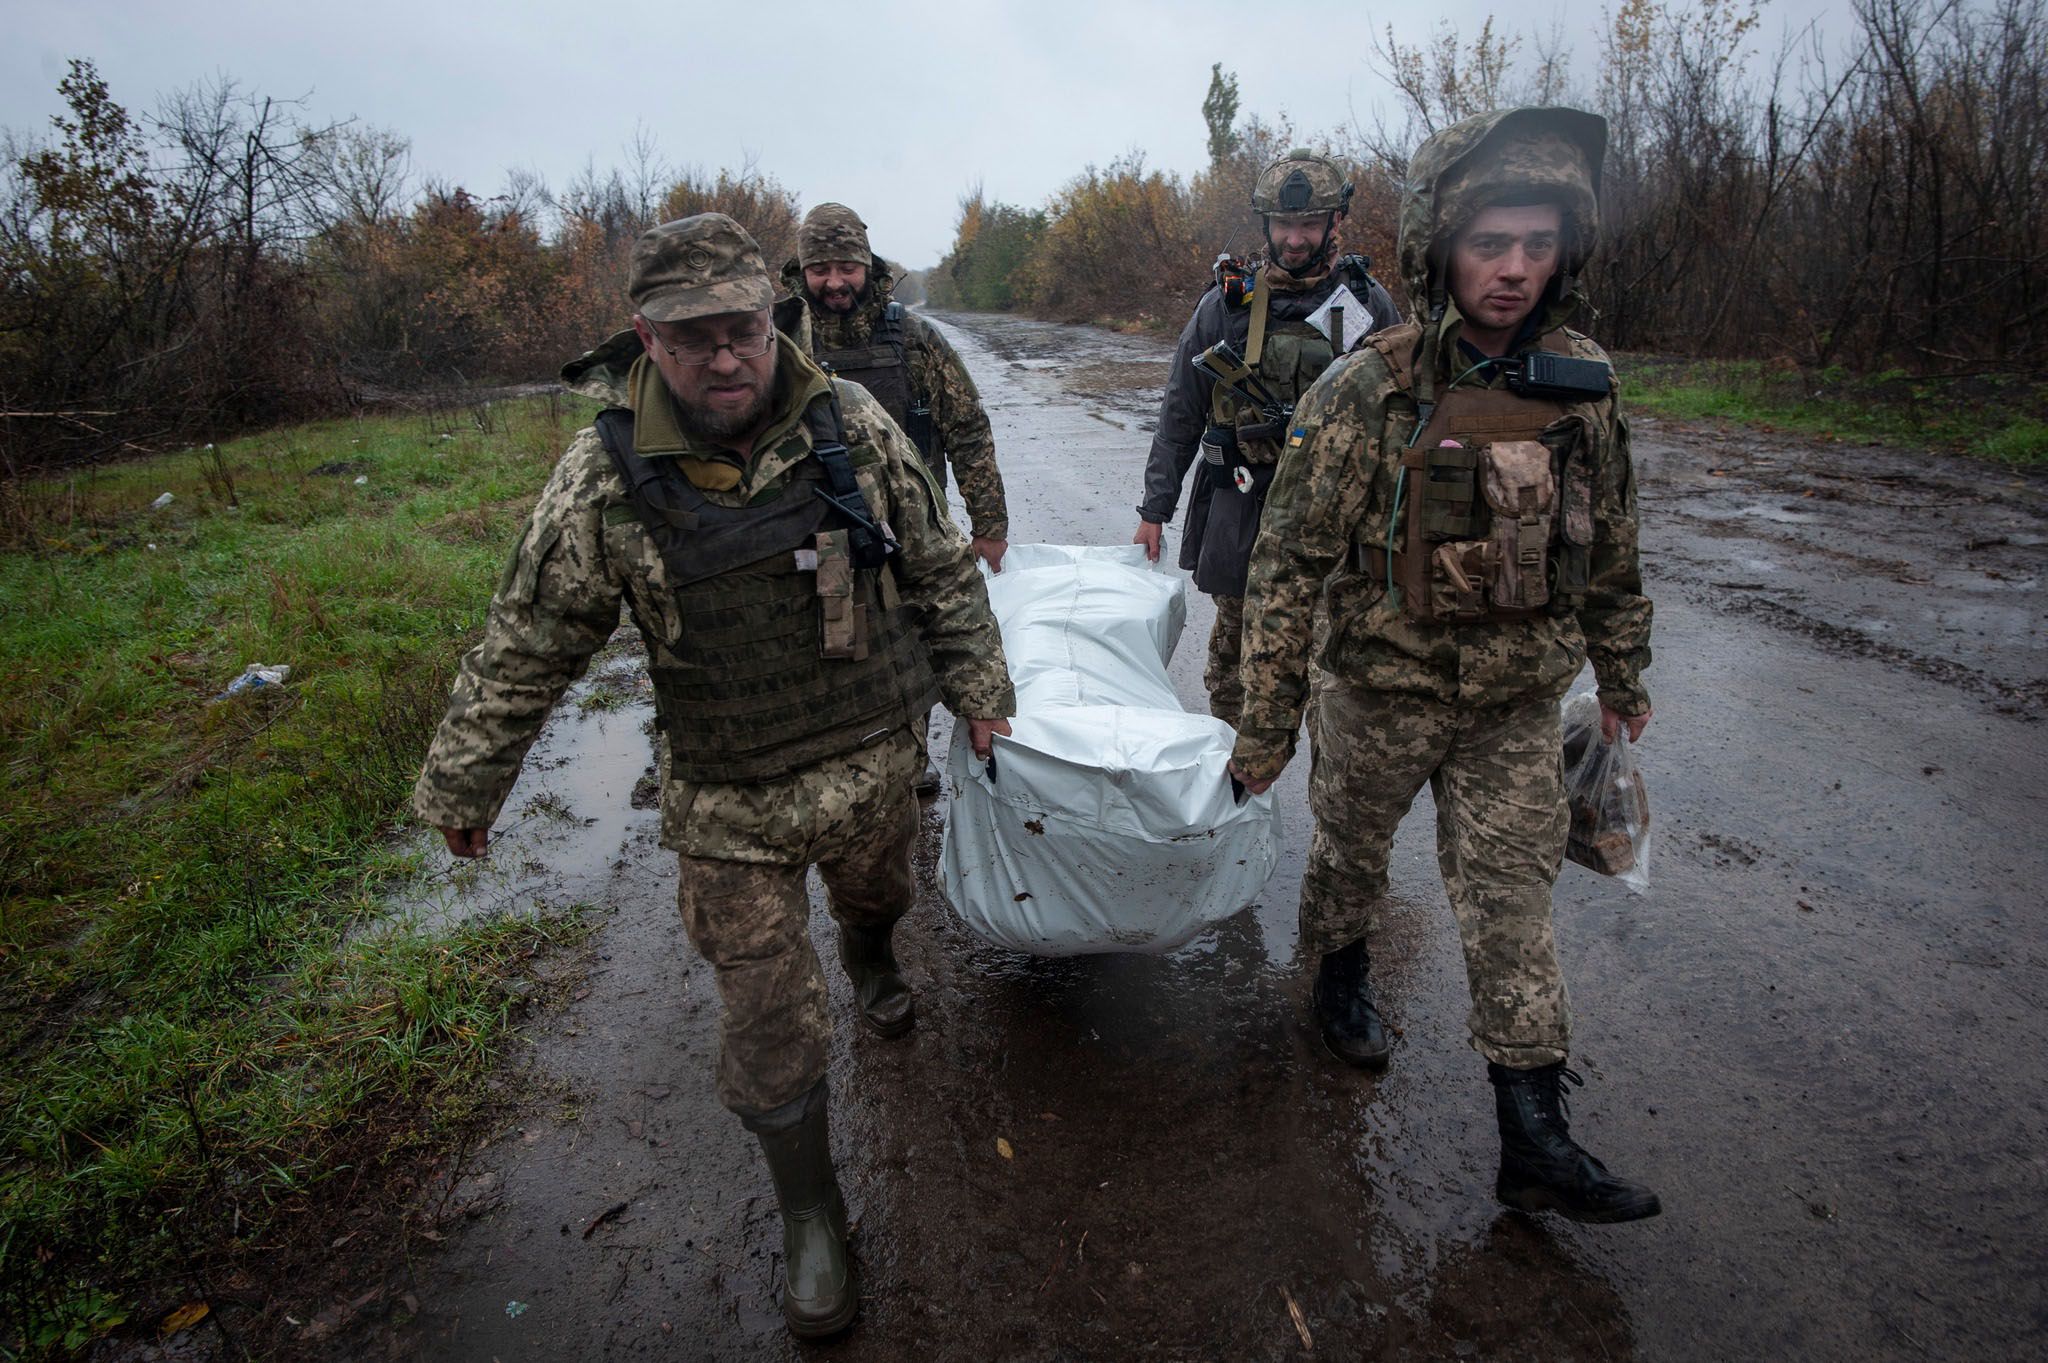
top-left (212, 663), bottom-right (292, 702)
top-left (941, 543), bottom-right (1280, 955)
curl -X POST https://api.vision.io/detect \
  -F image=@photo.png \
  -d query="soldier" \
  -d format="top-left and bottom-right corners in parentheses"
top-left (415, 214), bottom-right (1017, 1335)
top-left (1133, 149), bottom-right (1401, 726)
top-left (775, 202), bottom-right (1007, 571)
top-left (776, 201), bottom-right (1009, 795)
top-left (1229, 109), bottom-right (1661, 1223)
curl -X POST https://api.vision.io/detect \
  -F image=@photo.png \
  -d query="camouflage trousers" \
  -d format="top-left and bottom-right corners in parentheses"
top-left (1300, 678), bottom-right (1571, 1068)
top-left (1205, 594), bottom-right (1246, 727)
top-left (675, 784), bottom-right (919, 1117)
top-left (1209, 593), bottom-right (1329, 732)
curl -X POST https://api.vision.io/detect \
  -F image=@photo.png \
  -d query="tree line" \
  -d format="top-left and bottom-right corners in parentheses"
top-left (0, 63), bottom-right (805, 474)
top-left (931, 0), bottom-right (2046, 381)
top-left (5, 0), bottom-right (2041, 474)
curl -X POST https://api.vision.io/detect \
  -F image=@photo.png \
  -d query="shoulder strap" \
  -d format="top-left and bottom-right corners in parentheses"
top-left (593, 407), bottom-right (633, 460)
top-left (1365, 322), bottom-right (1423, 400)
top-left (804, 388), bottom-right (896, 571)
top-left (1335, 254), bottom-right (1371, 290)
top-left (1245, 270), bottom-right (1273, 368)
top-left (593, 407), bottom-right (707, 533)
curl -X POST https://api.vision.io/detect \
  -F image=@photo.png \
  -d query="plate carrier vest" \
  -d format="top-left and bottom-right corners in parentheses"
top-left (593, 396), bottom-right (941, 784)
top-left (1353, 324), bottom-right (1602, 624)
top-left (775, 297), bottom-right (937, 462)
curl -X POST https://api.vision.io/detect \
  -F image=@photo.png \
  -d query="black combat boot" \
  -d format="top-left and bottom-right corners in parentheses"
top-left (1312, 939), bottom-right (1392, 1070)
top-left (1488, 1061), bottom-right (1662, 1223)
top-left (838, 922), bottom-right (915, 1038)
top-left (744, 1081), bottom-right (856, 1338)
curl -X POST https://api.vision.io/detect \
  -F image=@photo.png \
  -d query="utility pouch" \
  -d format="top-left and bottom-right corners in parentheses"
top-left (1543, 419), bottom-right (1594, 609)
top-left (1426, 540), bottom-right (1497, 620)
top-left (1420, 443), bottom-right (1482, 540)
top-left (813, 530), bottom-right (870, 661)
top-left (1480, 439), bottom-right (1557, 611)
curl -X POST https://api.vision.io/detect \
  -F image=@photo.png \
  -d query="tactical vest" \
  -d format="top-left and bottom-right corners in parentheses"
top-left (1192, 257), bottom-right (1378, 597)
top-left (593, 400), bottom-right (941, 784)
top-left (1206, 257), bottom-right (1377, 466)
top-left (1355, 327), bottom-right (1600, 625)
top-left (775, 297), bottom-right (937, 461)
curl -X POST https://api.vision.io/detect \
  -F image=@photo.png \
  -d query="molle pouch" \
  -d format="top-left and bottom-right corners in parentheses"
top-left (1420, 443), bottom-right (1481, 540)
top-left (813, 530), bottom-right (870, 661)
top-left (1480, 439), bottom-right (1557, 611)
top-left (1542, 419), bottom-right (1595, 608)
top-left (1261, 330), bottom-right (1333, 402)
top-left (1427, 540), bottom-right (1496, 620)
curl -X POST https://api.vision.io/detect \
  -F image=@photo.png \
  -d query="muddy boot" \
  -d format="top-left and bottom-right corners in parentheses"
top-left (744, 1082), bottom-right (856, 1338)
top-left (914, 761), bottom-right (942, 798)
top-left (838, 922), bottom-right (915, 1038)
top-left (1312, 940), bottom-right (1391, 1070)
top-left (1488, 1062), bottom-right (1662, 1224)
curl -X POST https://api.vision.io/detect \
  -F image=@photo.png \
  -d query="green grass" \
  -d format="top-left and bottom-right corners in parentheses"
top-left (1620, 356), bottom-right (2048, 464)
top-left (0, 394), bottom-right (603, 1355)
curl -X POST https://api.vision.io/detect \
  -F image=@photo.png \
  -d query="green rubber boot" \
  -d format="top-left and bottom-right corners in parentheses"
top-left (838, 922), bottom-right (916, 1038)
top-left (744, 1081), bottom-right (856, 1338)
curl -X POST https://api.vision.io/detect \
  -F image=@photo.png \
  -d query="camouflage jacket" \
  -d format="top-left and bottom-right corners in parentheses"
top-left (414, 341), bottom-right (1015, 862)
top-left (1140, 260), bottom-right (1401, 526)
top-left (777, 256), bottom-right (1007, 542)
top-left (1231, 109), bottom-right (1651, 781)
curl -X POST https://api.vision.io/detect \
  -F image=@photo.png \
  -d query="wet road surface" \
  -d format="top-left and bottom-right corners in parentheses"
top-left (360, 311), bottom-right (2048, 1361)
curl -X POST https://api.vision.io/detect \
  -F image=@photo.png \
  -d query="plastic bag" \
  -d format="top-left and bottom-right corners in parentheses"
top-left (211, 663), bottom-right (291, 702)
top-left (1560, 690), bottom-right (1651, 893)
top-left (940, 543), bottom-right (1280, 955)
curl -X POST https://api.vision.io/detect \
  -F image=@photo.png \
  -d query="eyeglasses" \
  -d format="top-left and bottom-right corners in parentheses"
top-left (647, 327), bottom-right (777, 366)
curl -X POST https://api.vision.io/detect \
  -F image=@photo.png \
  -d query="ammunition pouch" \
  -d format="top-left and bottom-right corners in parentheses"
top-left (1358, 335), bottom-right (1603, 625)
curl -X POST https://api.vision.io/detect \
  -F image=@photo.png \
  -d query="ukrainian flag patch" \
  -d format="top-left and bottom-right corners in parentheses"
top-left (1287, 426), bottom-right (1309, 448)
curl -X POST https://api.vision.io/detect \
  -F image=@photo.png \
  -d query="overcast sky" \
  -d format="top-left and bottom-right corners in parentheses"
top-left (4, 0), bottom-right (1846, 267)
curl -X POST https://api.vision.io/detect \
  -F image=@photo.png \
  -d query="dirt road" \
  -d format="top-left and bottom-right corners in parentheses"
top-left (359, 311), bottom-right (2048, 1362)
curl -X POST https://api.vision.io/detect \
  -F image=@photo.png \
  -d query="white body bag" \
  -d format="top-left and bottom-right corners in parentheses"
top-left (940, 543), bottom-right (1280, 955)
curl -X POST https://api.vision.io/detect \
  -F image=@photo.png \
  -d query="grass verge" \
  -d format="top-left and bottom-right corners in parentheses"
top-left (1619, 356), bottom-right (2048, 464)
top-left (0, 393), bottom-right (602, 1357)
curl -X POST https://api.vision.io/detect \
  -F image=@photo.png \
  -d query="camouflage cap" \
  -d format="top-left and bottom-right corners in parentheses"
top-left (1250, 149), bottom-right (1354, 215)
top-left (629, 214), bottom-right (775, 324)
top-left (798, 202), bottom-right (873, 268)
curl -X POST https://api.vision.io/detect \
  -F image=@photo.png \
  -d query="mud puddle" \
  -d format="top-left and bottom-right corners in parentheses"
top-left (375, 633), bottom-right (661, 936)
top-left (333, 312), bottom-right (2047, 1362)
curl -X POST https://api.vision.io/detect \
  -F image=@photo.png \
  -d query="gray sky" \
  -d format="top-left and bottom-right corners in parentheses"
top-left (3, 0), bottom-right (1845, 267)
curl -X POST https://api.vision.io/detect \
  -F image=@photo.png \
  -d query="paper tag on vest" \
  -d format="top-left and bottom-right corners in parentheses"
top-left (1306, 283), bottom-right (1369, 354)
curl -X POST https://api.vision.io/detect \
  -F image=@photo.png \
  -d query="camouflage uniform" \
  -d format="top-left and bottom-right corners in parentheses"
top-left (416, 239), bottom-right (1013, 1115)
top-left (1140, 153), bottom-right (1401, 727)
top-left (1232, 111), bottom-right (1651, 1070)
top-left (775, 205), bottom-right (1006, 544)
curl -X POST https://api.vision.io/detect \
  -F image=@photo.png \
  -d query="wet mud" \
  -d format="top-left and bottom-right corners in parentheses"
top-left (348, 313), bottom-right (2048, 1361)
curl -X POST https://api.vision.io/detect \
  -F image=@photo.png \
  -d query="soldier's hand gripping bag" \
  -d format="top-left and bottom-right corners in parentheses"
top-left (1560, 690), bottom-right (1651, 894)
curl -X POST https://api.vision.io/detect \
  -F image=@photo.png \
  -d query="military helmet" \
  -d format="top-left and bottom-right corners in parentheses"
top-left (1250, 149), bottom-right (1355, 216)
top-left (1398, 107), bottom-right (1608, 314)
